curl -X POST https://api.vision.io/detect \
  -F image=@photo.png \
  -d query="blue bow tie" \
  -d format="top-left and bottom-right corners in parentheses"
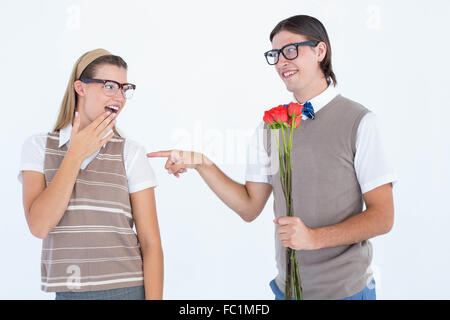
top-left (302, 101), bottom-right (315, 119)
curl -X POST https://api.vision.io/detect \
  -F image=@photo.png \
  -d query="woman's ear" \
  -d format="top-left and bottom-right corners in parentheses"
top-left (316, 41), bottom-right (327, 63)
top-left (73, 80), bottom-right (85, 96)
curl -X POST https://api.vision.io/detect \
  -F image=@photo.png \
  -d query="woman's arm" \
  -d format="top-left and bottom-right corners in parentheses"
top-left (22, 112), bottom-right (116, 239)
top-left (131, 187), bottom-right (164, 300)
top-left (23, 153), bottom-right (82, 239)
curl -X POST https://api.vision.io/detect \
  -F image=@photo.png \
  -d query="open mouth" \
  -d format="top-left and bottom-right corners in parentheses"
top-left (104, 105), bottom-right (120, 113)
top-left (282, 70), bottom-right (298, 79)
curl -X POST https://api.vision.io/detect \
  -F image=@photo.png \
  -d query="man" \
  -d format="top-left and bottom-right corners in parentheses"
top-left (147, 15), bottom-right (395, 300)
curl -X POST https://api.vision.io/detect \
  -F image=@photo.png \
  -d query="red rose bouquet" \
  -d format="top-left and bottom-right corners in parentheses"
top-left (263, 102), bottom-right (303, 300)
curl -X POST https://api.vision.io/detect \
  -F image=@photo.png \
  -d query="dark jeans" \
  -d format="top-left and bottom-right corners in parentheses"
top-left (55, 285), bottom-right (145, 300)
top-left (269, 278), bottom-right (376, 300)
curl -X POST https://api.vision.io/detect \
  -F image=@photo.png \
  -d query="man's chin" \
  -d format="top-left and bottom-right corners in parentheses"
top-left (285, 82), bottom-right (301, 93)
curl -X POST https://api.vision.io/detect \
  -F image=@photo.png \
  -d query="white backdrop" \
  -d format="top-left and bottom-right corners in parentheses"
top-left (1, 0), bottom-right (449, 299)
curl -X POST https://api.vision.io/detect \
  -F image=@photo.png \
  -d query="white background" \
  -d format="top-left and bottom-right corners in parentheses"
top-left (1, 0), bottom-right (449, 299)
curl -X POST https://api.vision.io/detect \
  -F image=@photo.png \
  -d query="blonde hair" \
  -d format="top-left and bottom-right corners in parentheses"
top-left (53, 48), bottom-right (124, 136)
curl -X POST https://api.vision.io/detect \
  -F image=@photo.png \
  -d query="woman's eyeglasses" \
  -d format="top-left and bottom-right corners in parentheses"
top-left (264, 41), bottom-right (318, 65)
top-left (79, 78), bottom-right (136, 99)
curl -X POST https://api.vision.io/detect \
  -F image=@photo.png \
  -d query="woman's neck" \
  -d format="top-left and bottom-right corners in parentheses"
top-left (75, 104), bottom-right (90, 131)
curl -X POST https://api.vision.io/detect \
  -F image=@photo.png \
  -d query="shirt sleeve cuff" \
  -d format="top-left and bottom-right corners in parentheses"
top-left (360, 173), bottom-right (397, 194)
top-left (17, 164), bottom-right (45, 183)
top-left (128, 181), bottom-right (158, 194)
top-left (245, 174), bottom-right (272, 184)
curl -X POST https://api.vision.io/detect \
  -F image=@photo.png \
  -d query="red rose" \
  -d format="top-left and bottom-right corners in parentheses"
top-left (272, 105), bottom-right (289, 123)
top-left (288, 116), bottom-right (302, 128)
top-left (263, 110), bottom-right (274, 125)
top-left (288, 102), bottom-right (303, 118)
top-left (261, 101), bottom-right (304, 299)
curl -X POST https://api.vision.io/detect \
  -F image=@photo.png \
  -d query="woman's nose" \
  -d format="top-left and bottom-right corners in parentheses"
top-left (115, 88), bottom-right (126, 101)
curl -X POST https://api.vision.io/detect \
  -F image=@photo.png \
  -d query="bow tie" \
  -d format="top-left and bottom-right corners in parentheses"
top-left (302, 101), bottom-right (315, 119)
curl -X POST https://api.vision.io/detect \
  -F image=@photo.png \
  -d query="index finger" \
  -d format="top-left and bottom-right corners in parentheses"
top-left (276, 216), bottom-right (298, 226)
top-left (147, 150), bottom-right (173, 158)
top-left (88, 111), bottom-right (112, 130)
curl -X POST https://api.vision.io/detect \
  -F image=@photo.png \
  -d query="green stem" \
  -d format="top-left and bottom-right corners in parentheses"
top-left (276, 128), bottom-right (291, 300)
top-left (289, 118), bottom-right (294, 152)
top-left (282, 126), bottom-right (293, 300)
top-left (286, 118), bottom-right (304, 300)
top-left (282, 127), bottom-right (290, 202)
top-left (284, 247), bottom-right (292, 299)
top-left (292, 251), bottom-right (303, 300)
top-left (279, 122), bottom-right (303, 300)
top-left (274, 129), bottom-right (286, 196)
top-left (281, 126), bottom-right (288, 156)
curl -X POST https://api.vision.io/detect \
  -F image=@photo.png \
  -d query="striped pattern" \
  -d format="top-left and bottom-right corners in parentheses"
top-left (41, 132), bottom-right (144, 292)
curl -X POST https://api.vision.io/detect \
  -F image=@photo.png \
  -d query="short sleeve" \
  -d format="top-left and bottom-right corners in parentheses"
top-left (245, 122), bottom-right (273, 184)
top-left (124, 139), bottom-right (158, 193)
top-left (354, 112), bottom-right (397, 194)
top-left (18, 133), bottom-right (47, 183)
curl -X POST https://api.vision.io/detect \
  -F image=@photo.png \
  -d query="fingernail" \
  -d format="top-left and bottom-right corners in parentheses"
top-left (75, 112), bottom-right (79, 118)
top-left (106, 111), bottom-right (111, 115)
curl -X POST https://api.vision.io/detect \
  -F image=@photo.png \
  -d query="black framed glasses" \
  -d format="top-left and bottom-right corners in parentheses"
top-left (264, 41), bottom-right (318, 65)
top-left (79, 78), bottom-right (136, 99)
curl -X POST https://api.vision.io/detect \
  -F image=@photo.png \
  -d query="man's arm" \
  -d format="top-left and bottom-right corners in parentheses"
top-left (147, 150), bottom-right (272, 222)
top-left (276, 183), bottom-right (394, 250)
top-left (197, 159), bottom-right (273, 222)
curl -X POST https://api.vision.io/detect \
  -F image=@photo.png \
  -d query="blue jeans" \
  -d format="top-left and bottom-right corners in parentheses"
top-left (269, 278), bottom-right (376, 300)
top-left (55, 285), bottom-right (145, 300)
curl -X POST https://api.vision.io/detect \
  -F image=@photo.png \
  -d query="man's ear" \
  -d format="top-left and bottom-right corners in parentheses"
top-left (73, 80), bottom-right (85, 97)
top-left (316, 41), bottom-right (327, 63)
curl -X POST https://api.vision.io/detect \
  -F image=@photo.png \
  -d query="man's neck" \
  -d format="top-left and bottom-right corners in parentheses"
top-left (293, 78), bottom-right (329, 104)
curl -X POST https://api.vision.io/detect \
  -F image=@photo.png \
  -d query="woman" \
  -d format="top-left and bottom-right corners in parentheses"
top-left (148, 15), bottom-right (395, 300)
top-left (19, 49), bottom-right (163, 300)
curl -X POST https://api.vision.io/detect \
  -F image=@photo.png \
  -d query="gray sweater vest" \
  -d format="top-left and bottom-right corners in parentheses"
top-left (265, 94), bottom-right (372, 299)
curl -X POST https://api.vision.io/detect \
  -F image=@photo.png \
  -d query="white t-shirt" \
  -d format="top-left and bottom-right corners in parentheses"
top-left (18, 125), bottom-right (157, 194)
top-left (245, 85), bottom-right (397, 194)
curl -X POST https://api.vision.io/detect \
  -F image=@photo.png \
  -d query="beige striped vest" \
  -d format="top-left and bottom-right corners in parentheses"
top-left (265, 95), bottom-right (373, 299)
top-left (41, 131), bottom-right (144, 292)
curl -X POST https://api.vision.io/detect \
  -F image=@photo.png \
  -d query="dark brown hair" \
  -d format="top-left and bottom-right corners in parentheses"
top-left (270, 15), bottom-right (337, 86)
